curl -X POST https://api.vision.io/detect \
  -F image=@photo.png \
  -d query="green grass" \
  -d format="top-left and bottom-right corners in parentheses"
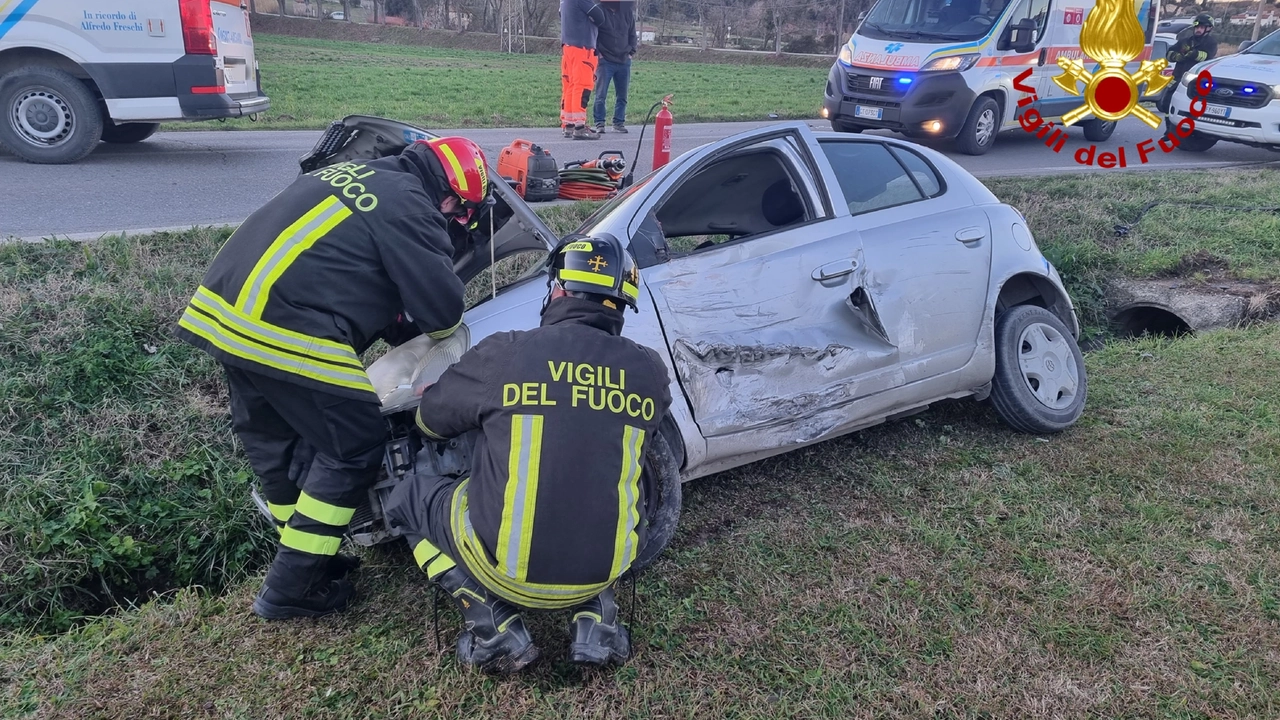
top-left (193, 34), bottom-right (825, 131)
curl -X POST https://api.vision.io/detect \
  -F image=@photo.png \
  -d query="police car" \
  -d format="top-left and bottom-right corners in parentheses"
top-left (0, 0), bottom-right (269, 164)
top-left (1168, 28), bottom-right (1280, 152)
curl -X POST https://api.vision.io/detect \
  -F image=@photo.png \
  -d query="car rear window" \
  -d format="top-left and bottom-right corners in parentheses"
top-left (819, 141), bottom-right (942, 215)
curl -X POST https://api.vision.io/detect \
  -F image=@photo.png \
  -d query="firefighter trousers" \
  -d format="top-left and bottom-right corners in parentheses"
top-left (561, 44), bottom-right (598, 129)
top-left (225, 365), bottom-right (385, 596)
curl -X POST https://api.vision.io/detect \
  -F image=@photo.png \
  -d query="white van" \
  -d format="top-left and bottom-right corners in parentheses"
top-left (822, 0), bottom-right (1161, 154)
top-left (0, 0), bottom-right (268, 164)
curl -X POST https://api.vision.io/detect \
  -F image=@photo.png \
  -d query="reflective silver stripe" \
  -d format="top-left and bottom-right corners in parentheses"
top-left (179, 310), bottom-right (374, 392)
top-left (617, 426), bottom-right (645, 572)
top-left (501, 414), bottom-right (540, 580)
top-left (192, 287), bottom-right (362, 368)
top-left (239, 198), bottom-right (351, 317)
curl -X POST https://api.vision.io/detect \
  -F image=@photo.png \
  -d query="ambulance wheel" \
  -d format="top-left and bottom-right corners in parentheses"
top-left (1082, 119), bottom-right (1117, 142)
top-left (955, 96), bottom-right (1000, 155)
top-left (622, 431), bottom-right (682, 580)
top-left (0, 65), bottom-right (103, 164)
top-left (831, 119), bottom-right (863, 133)
top-left (101, 121), bottom-right (160, 144)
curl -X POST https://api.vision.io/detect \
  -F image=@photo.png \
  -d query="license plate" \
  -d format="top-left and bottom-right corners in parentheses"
top-left (1205, 104), bottom-right (1230, 118)
top-left (854, 105), bottom-right (883, 120)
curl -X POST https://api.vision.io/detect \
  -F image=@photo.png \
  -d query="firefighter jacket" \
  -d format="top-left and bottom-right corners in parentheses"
top-left (1168, 31), bottom-right (1218, 78)
top-left (176, 147), bottom-right (466, 402)
top-left (414, 297), bottom-right (673, 608)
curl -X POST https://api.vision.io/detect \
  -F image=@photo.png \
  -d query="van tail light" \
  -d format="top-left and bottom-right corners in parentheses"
top-left (179, 0), bottom-right (217, 55)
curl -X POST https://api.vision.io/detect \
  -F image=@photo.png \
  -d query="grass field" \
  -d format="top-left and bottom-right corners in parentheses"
top-left (2, 171), bottom-right (1279, 718)
top-left (194, 34), bottom-right (826, 131)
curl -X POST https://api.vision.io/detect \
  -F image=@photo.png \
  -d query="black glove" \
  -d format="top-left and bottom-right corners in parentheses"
top-left (380, 312), bottom-right (425, 347)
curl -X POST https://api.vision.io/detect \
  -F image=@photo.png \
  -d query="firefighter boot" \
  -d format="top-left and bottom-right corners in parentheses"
top-left (568, 587), bottom-right (631, 667)
top-left (435, 566), bottom-right (539, 675)
top-left (252, 549), bottom-right (356, 620)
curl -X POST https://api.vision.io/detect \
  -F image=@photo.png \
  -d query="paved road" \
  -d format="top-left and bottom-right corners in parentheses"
top-left (3, 119), bottom-right (1277, 240)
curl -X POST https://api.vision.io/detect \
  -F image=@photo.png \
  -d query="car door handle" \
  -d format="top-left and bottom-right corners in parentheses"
top-left (812, 259), bottom-right (858, 281)
top-left (955, 227), bottom-right (986, 245)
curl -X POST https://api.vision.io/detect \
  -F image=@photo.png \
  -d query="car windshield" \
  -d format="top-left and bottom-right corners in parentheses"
top-left (861, 0), bottom-right (1012, 41)
top-left (1243, 32), bottom-right (1280, 56)
top-left (573, 169), bottom-right (659, 236)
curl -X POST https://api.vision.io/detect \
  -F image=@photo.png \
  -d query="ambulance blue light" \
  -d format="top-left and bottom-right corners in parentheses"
top-left (898, 77), bottom-right (913, 85)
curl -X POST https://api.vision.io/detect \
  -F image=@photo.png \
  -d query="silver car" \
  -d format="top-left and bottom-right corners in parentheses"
top-left (292, 116), bottom-right (1088, 567)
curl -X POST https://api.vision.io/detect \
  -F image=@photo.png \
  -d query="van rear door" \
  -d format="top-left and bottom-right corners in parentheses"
top-left (210, 0), bottom-right (258, 97)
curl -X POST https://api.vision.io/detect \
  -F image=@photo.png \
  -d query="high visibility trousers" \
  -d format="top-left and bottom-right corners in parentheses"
top-left (224, 365), bottom-right (385, 595)
top-left (561, 44), bottom-right (597, 129)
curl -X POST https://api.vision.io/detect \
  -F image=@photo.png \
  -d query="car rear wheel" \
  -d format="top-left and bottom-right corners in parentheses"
top-left (1082, 119), bottom-right (1117, 141)
top-left (990, 305), bottom-right (1087, 434)
top-left (622, 430), bottom-right (682, 580)
top-left (0, 66), bottom-right (103, 164)
top-left (955, 96), bottom-right (1000, 156)
top-left (101, 121), bottom-right (160, 144)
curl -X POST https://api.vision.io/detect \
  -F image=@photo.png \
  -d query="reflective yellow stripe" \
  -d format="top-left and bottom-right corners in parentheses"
top-left (609, 426), bottom-right (645, 578)
top-left (236, 196), bottom-right (353, 318)
top-left (622, 281), bottom-right (639, 299)
top-left (559, 268), bottom-right (614, 288)
top-left (414, 539), bottom-right (442, 569)
top-left (434, 142), bottom-right (469, 192)
top-left (192, 286), bottom-right (364, 367)
top-left (497, 414), bottom-right (543, 583)
top-left (267, 502), bottom-right (296, 523)
top-left (415, 409), bottom-right (445, 440)
top-left (296, 492), bottom-right (355, 528)
top-left (280, 526), bottom-right (342, 556)
top-left (179, 306), bottom-right (375, 394)
top-left (451, 480), bottom-right (604, 609)
top-left (426, 554), bottom-right (456, 577)
top-left (426, 318), bottom-right (462, 340)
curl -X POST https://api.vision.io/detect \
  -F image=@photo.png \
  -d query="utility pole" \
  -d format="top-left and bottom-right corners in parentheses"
top-left (835, 0), bottom-right (846, 54)
top-left (1252, 0), bottom-right (1264, 41)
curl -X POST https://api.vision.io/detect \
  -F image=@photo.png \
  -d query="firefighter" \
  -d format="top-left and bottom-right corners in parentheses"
top-left (176, 137), bottom-right (493, 620)
top-left (1160, 14), bottom-right (1218, 113)
top-left (383, 236), bottom-right (673, 675)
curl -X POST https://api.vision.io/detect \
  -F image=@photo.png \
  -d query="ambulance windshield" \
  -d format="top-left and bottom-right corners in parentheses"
top-left (861, 0), bottom-right (1014, 42)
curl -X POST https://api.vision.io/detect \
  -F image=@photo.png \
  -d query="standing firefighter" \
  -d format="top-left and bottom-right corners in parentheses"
top-left (384, 236), bottom-right (673, 675)
top-left (176, 137), bottom-right (493, 620)
top-left (561, 0), bottom-right (607, 140)
top-left (1160, 14), bottom-right (1218, 113)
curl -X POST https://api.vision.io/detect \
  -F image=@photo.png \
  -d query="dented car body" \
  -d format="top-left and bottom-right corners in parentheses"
top-left (310, 116), bottom-right (1086, 492)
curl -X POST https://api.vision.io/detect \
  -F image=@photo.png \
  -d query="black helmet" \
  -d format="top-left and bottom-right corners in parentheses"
top-left (1193, 13), bottom-right (1213, 28)
top-left (548, 235), bottom-right (640, 312)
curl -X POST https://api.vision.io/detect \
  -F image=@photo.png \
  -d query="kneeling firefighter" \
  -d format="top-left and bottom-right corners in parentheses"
top-left (175, 137), bottom-right (493, 620)
top-left (384, 236), bottom-right (673, 674)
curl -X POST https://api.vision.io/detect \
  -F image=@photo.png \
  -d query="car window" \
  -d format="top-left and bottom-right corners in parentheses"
top-left (1005, 0), bottom-right (1051, 43)
top-left (819, 141), bottom-right (942, 216)
top-left (649, 138), bottom-right (817, 255)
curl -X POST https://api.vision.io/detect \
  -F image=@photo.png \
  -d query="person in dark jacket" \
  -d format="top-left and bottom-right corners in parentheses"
top-left (1160, 14), bottom-right (1218, 113)
top-left (384, 236), bottom-right (673, 675)
top-left (593, 1), bottom-right (637, 134)
top-left (176, 137), bottom-right (493, 620)
top-left (561, 0), bottom-right (607, 140)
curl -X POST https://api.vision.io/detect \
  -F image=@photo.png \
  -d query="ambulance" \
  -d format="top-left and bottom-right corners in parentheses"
top-left (822, 0), bottom-right (1160, 154)
top-left (0, 0), bottom-right (268, 164)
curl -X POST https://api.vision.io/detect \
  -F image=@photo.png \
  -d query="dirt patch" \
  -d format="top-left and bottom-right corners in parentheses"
top-left (1165, 249), bottom-right (1231, 278)
top-left (249, 13), bottom-right (835, 68)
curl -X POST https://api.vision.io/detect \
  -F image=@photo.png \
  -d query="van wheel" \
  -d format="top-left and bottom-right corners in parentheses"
top-left (955, 96), bottom-right (1000, 155)
top-left (831, 119), bottom-right (863, 133)
top-left (0, 66), bottom-right (103, 164)
top-left (101, 121), bottom-right (160, 144)
top-left (1082, 119), bottom-right (1117, 141)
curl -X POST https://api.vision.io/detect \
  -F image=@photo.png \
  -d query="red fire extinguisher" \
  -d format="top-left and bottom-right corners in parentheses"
top-left (652, 94), bottom-right (674, 171)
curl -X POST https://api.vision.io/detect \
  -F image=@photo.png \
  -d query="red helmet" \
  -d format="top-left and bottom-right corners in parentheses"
top-left (416, 137), bottom-right (494, 225)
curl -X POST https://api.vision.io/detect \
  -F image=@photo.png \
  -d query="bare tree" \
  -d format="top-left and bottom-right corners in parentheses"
top-left (340, 0), bottom-right (352, 19)
top-left (277, 0), bottom-right (288, 15)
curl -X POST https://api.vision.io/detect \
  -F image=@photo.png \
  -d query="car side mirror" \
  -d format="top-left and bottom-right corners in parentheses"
top-left (1238, 40), bottom-right (1254, 52)
top-left (1002, 18), bottom-right (1038, 53)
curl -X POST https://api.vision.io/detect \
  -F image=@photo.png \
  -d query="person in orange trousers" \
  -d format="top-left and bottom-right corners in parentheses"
top-left (560, 0), bottom-right (605, 140)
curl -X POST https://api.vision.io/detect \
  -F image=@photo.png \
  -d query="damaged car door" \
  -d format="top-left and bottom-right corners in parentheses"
top-left (634, 127), bottom-right (903, 449)
top-left (815, 139), bottom-right (993, 382)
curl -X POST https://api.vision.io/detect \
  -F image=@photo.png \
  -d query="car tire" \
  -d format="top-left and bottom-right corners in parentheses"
top-left (0, 65), bottom-right (103, 164)
top-left (955, 95), bottom-right (1000, 156)
top-left (622, 430), bottom-right (682, 580)
top-left (1082, 119), bottom-right (1117, 141)
top-left (101, 121), bottom-right (160, 144)
top-left (990, 305), bottom-right (1087, 434)
top-left (831, 119), bottom-right (863, 133)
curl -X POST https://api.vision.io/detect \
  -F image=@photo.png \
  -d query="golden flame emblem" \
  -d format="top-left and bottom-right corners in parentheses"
top-left (1053, 0), bottom-right (1171, 128)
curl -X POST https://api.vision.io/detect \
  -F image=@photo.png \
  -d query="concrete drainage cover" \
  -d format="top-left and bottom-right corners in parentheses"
top-left (1106, 278), bottom-right (1257, 334)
